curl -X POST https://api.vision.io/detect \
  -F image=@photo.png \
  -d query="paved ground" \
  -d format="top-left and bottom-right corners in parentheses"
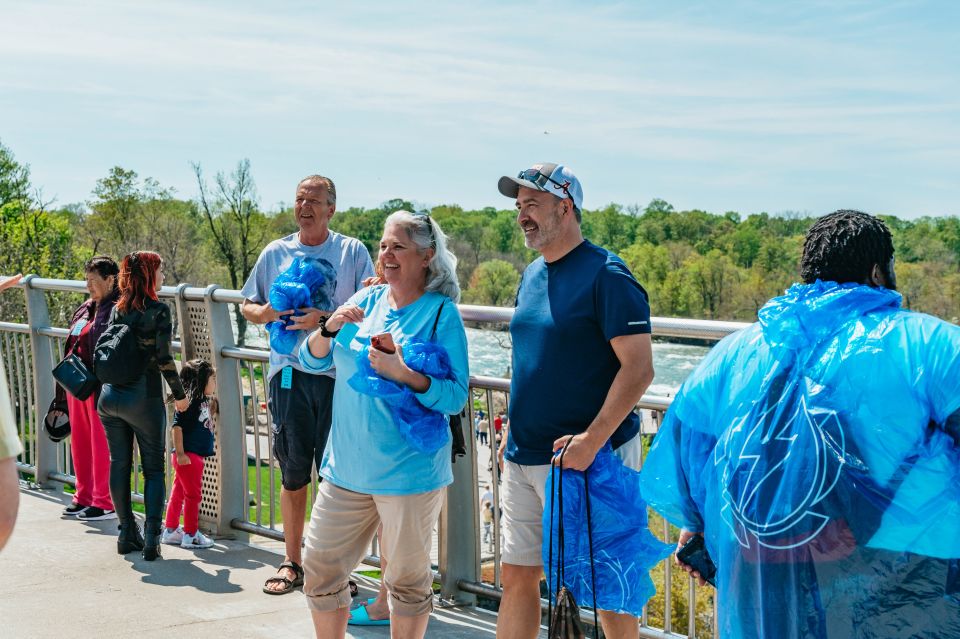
top-left (0, 486), bottom-right (511, 638)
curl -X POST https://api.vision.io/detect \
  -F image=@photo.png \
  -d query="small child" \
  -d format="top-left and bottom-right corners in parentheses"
top-left (161, 359), bottom-right (217, 550)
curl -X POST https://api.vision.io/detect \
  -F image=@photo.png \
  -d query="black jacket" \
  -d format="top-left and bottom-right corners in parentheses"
top-left (112, 299), bottom-right (186, 400)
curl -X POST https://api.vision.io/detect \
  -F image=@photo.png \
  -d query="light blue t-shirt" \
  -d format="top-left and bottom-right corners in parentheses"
top-left (298, 286), bottom-right (469, 495)
top-left (240, 231), bottom-right (373, 380)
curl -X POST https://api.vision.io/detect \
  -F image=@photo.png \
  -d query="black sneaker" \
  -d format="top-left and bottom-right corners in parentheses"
top-left (77, 507), bottom-right (117, 521)
top-left (63, 503), bottom-right (88, 517)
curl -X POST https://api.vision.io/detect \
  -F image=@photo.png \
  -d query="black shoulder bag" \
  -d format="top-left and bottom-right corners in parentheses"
top-left (547, 439), bottom-right (598, 639)
top-left (52, 318), bottom-right (98, 401)
top-left (429, 300), bottom-right (467, 463)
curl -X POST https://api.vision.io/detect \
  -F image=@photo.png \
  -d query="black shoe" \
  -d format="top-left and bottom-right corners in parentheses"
top-left (142, 522), bottom-right (162, 561)
top-left (63, 503), bottom-right (88, 517)
top-left (77, 507), bottom-right (118, 521)
top-left (117, 522), bottom-right (145, 555)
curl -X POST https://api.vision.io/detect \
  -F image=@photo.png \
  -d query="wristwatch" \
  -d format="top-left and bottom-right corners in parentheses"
top-left (319, 315), bottom-right (340, 338)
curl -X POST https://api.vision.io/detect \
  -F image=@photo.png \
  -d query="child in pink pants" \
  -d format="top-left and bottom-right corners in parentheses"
top-left (161, 359), bottom-right (217, 549)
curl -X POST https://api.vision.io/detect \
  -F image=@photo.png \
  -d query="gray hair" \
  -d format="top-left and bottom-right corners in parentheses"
top-left (384, 210), bottom-right (461, 302)
top-left (298, 175), bottom-right (336, 206)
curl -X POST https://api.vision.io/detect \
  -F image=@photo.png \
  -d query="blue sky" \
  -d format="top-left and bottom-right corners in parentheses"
top-left (1, 1), bottom-right (958, 218)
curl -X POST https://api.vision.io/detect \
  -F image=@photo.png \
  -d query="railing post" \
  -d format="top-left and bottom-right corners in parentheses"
top-left (438, 404), bottom-right (479, 605)
top-left (23, 275), bottom-right (58, 488)
top-left (204, 286), bottom-right (247, 539)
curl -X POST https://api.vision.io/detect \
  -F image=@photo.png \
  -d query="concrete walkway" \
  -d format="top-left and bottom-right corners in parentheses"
top-left (0, 487), bottom-right (506, 638)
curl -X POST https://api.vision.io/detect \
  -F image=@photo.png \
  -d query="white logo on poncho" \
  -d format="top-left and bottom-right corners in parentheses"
top-left (715, 394), bottom-right (845, 550)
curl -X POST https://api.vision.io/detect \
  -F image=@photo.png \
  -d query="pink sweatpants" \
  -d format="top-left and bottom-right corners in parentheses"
top-left (66, 392), bottom-right (113, 510)
top-left (164, 452), bottom-right (205, 535)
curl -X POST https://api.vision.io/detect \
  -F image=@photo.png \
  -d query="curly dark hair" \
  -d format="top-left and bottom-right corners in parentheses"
top-left (800, 210), bottom-right (895, 285)
top-left (178, 358), bottom-right (216, 406)
top-left (84, 255), bottom-right (119, 280)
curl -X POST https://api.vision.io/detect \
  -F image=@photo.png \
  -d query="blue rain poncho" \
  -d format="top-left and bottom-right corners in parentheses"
top-left (266, 258), bottom-right (327, 354)
top-left (641, 281), bottom-right (960, 639)
top-left (348, 337), bottom-right (453, 454)
top-left (543, 446), bottom-right (674, 616)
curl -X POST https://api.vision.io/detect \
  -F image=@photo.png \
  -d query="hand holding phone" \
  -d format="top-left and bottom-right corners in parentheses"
top-left (370, 332), bottom-right (396, 354)
top-left (676, 534), bottom-right (717, 587)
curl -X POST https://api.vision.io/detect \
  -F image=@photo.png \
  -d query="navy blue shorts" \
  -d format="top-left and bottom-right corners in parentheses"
top-left (268, 368), bottom-right (334, 491)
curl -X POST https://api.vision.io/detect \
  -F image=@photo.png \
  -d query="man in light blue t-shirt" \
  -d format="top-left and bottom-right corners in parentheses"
top-left (495, 163), bottom-right (655, 639)
top-left (240, 175), bottom-right (373, 595)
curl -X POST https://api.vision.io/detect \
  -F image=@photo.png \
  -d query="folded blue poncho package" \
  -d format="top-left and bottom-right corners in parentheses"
top-left (266, 258), bottom-right (327, 355)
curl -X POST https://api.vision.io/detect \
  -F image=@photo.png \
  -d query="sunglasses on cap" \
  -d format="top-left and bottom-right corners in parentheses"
top-left (517, 168), bottom-right (573, 201)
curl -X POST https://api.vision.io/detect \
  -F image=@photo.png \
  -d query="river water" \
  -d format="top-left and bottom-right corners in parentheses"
top-left (243, 325), bottom-right (709, 396)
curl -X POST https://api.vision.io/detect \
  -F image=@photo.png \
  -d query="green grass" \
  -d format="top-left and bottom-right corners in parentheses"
top-left (245, 461), bottom-right (314, 526)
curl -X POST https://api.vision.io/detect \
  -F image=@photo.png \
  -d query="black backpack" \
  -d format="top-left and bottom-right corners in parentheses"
top-left (93, 311), bottom-right (147, 385)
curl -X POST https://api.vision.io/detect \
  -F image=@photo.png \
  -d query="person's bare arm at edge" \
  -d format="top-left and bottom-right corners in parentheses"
top-left (552, 333), bottom-right (654, 470)
top-left (0, 456), bottom-right (18, 552)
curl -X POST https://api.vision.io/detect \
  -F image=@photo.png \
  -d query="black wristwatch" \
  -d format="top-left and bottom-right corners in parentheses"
top-left (319, 316), bottom-right (340, 338)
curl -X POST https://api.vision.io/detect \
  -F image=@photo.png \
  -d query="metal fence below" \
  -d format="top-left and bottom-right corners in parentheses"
top-left (0, 275), bottom-right (744, 638)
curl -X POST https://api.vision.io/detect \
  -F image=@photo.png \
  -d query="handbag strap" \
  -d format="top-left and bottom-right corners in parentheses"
top-left (548, 438), bottom-right (574, 632)
top-left (583, 455), bottom-right (599, 632)
top-left (429, 299), bottom-right (445, 342)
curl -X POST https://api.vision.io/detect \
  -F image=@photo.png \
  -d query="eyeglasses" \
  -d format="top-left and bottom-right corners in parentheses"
top-left (518, 168), bottom-right (573, 200)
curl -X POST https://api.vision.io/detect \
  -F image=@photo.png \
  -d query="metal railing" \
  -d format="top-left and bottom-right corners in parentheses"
top-left (0, 274), bottom-right (748, 638)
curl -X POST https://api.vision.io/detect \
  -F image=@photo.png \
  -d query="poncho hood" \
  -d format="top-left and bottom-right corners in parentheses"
top-left (758, 280), bottom-right (901, 352)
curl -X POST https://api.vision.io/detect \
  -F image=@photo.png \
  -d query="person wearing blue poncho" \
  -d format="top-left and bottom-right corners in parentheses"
top-left (641, 210), bottom-right (960, 639)
top-left (297, 211), bottom-right (468, 639)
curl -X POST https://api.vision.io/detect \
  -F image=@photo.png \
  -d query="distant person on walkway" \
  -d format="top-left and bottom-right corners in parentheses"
top-left (641, 210), bottom-right (960, 638)
top-left (298, 211), bottom-right (468, 639)
top-left (495, 163), bottom-right (655, 639)
top-left (161, 359), bottom-right (217, 550)
top-left (0, 274), bottom-right (23, 552)
top-left (97, 252), bottom-right (188, 560)
top-left (241, 175), bottom-right (373, 594)
top-left (52, 256), bottom-right (120, 522)
top-left (478, 416), bottom-right (489, 446)
top-left (483, 502), bottom-right (494, 548)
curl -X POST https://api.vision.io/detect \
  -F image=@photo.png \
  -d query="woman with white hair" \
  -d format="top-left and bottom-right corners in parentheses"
top-left (298, 211), bottom-right (468, 639)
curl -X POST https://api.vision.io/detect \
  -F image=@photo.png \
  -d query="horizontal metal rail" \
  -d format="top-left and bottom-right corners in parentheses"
top-left (0, 322), bottom-right (30, 334)
top-left (12, 278), bottom-right (748, 342)
top-left (230, 519), bottom-right (441, 582)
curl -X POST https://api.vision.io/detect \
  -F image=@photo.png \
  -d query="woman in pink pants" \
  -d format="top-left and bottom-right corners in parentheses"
top-left (56, 256), bottom-right (120, 521)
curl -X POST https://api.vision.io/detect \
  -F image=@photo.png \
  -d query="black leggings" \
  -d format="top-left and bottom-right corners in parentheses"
top-left (97, 378), bottom-right (167, 527)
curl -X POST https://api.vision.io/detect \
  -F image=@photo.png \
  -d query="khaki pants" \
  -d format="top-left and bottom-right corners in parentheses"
top-left (302, 481), bottom-right (444, 617)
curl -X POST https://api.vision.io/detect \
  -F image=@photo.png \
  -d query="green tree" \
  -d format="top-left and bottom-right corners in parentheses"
top-left (193, 159), bottom-right (270, 346)
top-left (681, 250), bottom-right (741, 319)
top-left (463, 260), bottom-right (520, 307)
top-left (0, 141), bottom-right (81, 322)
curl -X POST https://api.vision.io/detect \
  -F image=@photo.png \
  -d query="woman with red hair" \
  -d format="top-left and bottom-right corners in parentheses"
top-left (97, 251), bottom-right (188, 560)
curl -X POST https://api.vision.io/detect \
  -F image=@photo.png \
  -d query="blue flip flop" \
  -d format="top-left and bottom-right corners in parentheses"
top-left (348, 600), bottom-right (390, 626)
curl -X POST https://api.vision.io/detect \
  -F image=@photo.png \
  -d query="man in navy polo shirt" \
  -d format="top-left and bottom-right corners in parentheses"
top-left (494, 163), bottom-right (655, 639)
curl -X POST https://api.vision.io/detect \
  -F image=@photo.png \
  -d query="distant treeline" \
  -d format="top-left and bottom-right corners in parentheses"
top-left (3, 141), bottom-right (958, 339)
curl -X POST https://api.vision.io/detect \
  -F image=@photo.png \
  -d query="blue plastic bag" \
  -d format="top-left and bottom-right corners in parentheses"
top-left (348, 338), bottom-right (453, 454)
top-left (543, 446), bottom-right (673, 617)
top-left (266, 258), bottom-right (327, 355)
top-left (641, 281), bottom-right (960, 638)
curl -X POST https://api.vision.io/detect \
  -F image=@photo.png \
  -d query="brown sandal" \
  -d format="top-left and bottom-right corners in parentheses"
top-left (262, 560), bottom-right (304, 595)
